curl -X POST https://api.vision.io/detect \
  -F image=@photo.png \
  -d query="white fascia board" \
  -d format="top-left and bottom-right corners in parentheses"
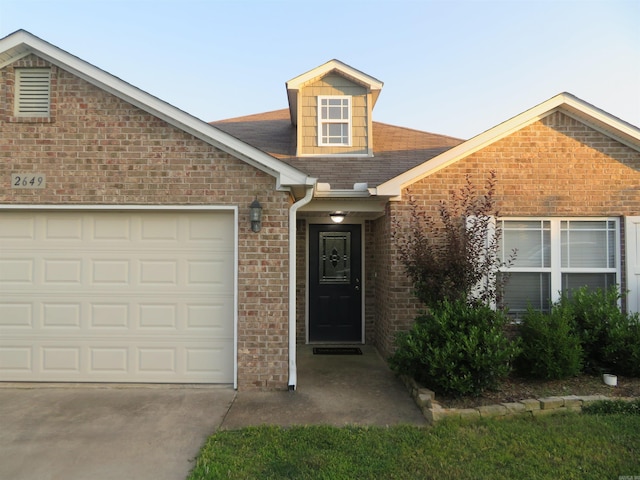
top-left (377, 92), bottom-right (640, 198)
top-left (559, 94), bottom-right (640, 150)
top-left (286, 59), bottom-right (383, 91)
top-left (1, 31), bottom-right (311, 189)
top-left (300, 198), bottom-right (387, 214)
top-left (313, 189), bottom-right (372, 199)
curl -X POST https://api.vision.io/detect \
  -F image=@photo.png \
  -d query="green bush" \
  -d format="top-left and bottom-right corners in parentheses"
top-left (515, 286), bottom-right (640, 379)
top-left (516, 305), bottom-right (583, 379)
top-left (567, 286), bottom-right (626, 373)
top-left (603, 312), bottom-right (640, 377)
top-left (582, 399), bottom-right (640, 415)
top-left (389, 299), bottom-right (520, 397)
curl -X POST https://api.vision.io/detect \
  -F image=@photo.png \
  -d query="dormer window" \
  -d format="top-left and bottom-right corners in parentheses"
top-left (318, 96), bottom-right (351, 146)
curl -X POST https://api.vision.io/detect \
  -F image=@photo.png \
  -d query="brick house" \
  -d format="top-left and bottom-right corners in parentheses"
top-left (2, 30), bottom-right (639, 390)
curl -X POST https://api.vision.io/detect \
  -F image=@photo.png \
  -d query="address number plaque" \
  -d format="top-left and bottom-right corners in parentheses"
top-left (11, 173), bottom-right (46, 189)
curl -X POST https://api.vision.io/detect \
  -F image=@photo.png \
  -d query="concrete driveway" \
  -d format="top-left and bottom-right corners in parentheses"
top-left (0, 346), bottom-right (424, 479)
top-left (0, 385), bottom-right (235, 480)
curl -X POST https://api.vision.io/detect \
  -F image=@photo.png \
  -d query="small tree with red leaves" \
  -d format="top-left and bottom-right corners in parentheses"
top-left (392, 170), bottom-right (515, 309)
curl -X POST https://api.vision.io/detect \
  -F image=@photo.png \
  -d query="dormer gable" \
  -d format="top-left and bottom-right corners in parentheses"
top-left (286, 60), bottom-right (383, 157)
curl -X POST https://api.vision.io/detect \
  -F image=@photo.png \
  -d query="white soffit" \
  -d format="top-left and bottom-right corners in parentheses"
top-left (0, 30), bottom-right (313, 190)
top-left (377, 92), bottom-right (640, 197)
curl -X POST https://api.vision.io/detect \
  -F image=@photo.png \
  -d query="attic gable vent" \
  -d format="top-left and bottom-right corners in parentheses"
top-left (15, 68), bottom-right (51, 117)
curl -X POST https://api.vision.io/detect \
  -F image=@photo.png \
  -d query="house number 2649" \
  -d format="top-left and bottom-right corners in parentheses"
top-left (11, 173), bottom-right (46, 189)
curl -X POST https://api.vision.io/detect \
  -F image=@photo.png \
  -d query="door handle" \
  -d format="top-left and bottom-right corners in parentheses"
top-left (355, 278), bottom-right (360, 291)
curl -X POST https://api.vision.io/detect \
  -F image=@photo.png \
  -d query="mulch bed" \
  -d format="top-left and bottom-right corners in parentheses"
top-left (437, 374), bottom-right (640, 409)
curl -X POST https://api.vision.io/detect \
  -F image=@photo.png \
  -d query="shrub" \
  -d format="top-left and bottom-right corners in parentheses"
top-left (582, 399), bottom-right (640, 415)
top-left (389, 299), bottom-right (520, 397)
top-left (567, 286), bottom-right (626, 373)
top-left (603, 311), bottom-right (640, 377)
top-left (515, 286), bottom-right (640, 379)
top-left (516, 305), bottom-right (583, 380)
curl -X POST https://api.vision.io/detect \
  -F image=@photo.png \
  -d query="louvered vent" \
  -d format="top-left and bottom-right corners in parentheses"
top-left (15, 68), bottom-right (51, 117)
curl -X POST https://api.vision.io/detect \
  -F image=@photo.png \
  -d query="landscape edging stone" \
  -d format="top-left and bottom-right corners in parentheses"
top-left (399, 375), bottom-right (626, 424)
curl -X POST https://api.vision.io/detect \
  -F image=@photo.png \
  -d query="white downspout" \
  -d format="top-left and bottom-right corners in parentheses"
top-left (288, 185), bottom-right (314, 390)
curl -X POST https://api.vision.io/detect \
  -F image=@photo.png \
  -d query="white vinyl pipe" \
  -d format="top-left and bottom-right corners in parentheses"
top-left (288, 186), bottom-right (314, 390)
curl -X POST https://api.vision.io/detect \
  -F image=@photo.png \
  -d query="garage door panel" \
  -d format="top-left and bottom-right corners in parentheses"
top-left (139, 259), bottom-right (178, 285)
top-left (42, 346), bottom-right (81, 373)
top-left (90, 347), bottom-right (128, 373)
top-left (0, 259), bottom-right (34, 283)
top-left (42, 302), bottom-right (82, 328)
top-left (2, 296), bottom-right (234, 334)
top-left (0, 303), bottom-right (32, 327)
top-left (0, 346), bottom-right (32, 371)
top-left (45, 217), bottom-right (82, 239)
top-left (92, 216), bottom-right (131, 241)
top-left (44, 259), bottom-right (82, 284)
top-left (91, 303), bottom-right (130, 328)
top-left (91, 260), bottom-right (130, 285)
top-left (2, 254), bottom-right (234, 291)
top-left (1, 339), bottom-right (234, 382)
top-left (0, 215), bottom-right (35, 239)
top-left (0, 211), bottom-right (235, 383)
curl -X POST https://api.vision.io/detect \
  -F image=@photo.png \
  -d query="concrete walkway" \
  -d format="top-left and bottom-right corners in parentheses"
top-left (0, 345), bottom-right (424, 480)
top-left (221, 345), bottom-right (426, 429)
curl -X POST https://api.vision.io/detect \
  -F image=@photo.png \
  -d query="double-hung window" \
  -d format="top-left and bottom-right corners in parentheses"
top-left (499, 218), bottom-right (619, 313)
top-left (318, 96), bottom-right (351, 146)
top-left (14, 68), bottom-right (51, 118)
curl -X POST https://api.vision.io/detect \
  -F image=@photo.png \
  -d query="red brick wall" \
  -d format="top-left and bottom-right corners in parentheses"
top-left (1, 55), bottom-right (292, 390)
top-left (376, 112), bottom-right (640, 356)
top-left (371, 205), bottom-right (422, 358)
top-left (363, 220), bottom-right (376, 344)
top-left (295, 219), bottom-right (307, 343)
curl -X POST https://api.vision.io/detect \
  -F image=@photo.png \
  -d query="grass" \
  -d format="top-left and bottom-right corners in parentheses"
top-left (188, 413), bottom-right (640, 480)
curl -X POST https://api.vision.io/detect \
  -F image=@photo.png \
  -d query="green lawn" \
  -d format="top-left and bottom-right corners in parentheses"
top-left (188, 413), bottom-right (640, 480)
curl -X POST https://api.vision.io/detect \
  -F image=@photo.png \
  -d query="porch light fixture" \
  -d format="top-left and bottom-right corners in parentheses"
top-left (329, 211), bottom-right (346, 224)
top-left (249, 198), bottom-right (262, 232)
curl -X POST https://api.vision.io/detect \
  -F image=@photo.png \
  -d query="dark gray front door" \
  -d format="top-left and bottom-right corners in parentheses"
top-left (309, 224), bottom-right (362, 342)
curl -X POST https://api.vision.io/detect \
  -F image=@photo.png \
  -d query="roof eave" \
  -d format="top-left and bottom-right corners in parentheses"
top-left (378, 92), bottom-right (640, 198)
top-left (0, 30), bottom-right (311, 189)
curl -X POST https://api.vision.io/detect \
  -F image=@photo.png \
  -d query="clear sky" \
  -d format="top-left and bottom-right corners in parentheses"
top-left (1, 0), bottom-right (638, 139)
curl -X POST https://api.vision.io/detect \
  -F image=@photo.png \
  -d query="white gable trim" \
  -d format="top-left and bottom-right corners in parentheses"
top-left (286, 59), bottom-right (383, 91)
top-left (377, 93), bottom-right (640, 198)
top-left (286, 59), bottom-right (383, 127)
top-left (0, 30), bottom-right (313, 190)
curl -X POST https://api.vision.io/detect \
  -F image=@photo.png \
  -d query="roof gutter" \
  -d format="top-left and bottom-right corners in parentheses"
top-left (288, 184), bottom-right (315, 390)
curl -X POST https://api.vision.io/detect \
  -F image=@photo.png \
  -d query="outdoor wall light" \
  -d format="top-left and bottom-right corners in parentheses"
top-left (249, 198), bottom-right (263, 232)
top-left (329, 211), bottom-right (346, 224)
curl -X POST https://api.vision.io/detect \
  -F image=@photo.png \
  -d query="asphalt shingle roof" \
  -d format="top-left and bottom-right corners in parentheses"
top-left (212, 109), bottom-right (463, 189)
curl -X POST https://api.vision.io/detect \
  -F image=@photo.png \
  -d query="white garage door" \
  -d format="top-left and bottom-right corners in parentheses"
top-left (0, 210), bottom-right (235, 383)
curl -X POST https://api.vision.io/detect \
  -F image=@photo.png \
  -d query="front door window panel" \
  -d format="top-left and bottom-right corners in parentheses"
top-left (319, 232), bottom-right (350, 284)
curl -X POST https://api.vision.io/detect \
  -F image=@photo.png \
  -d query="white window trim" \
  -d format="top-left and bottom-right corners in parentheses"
top-left (317, 95), bottom-right (352, 147)
top-left (500, 217), bottom-right (621, 306)
top-left (14, 68), bottom-right (51, 118)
